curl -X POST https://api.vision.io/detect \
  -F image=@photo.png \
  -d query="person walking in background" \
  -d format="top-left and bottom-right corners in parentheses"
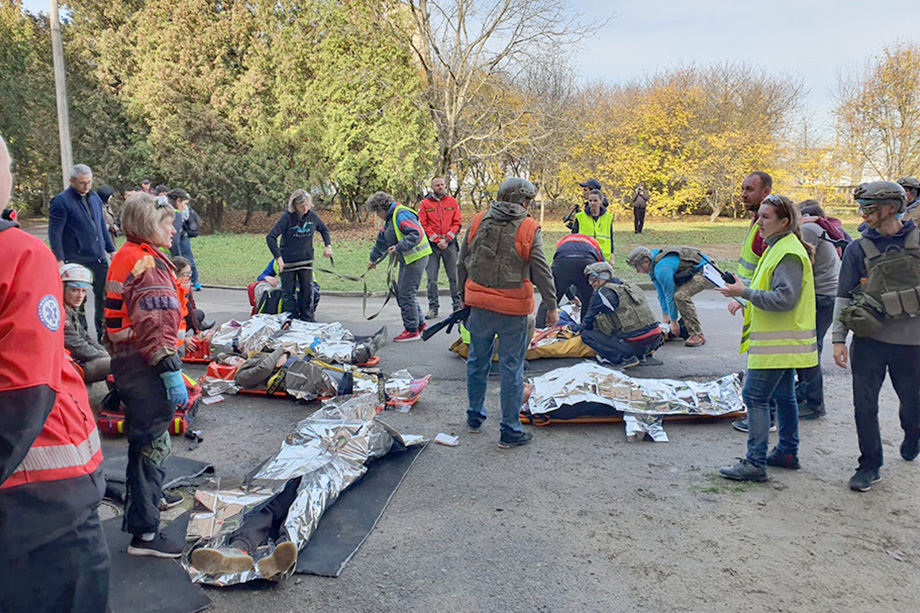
top-left (48, 163), bottom-right (116, 342)
top-left (832, 181), bottom-right (920, 492)
top-left (631, 182), bottom-right (650, 234)
top-left (458, 178), bottom-right (558, 448)
top-left (418, 176), bottom-right (462, 320)
top-left (167, 188), bottom-right (202, 290)
top-left (571, 188), bottom-right (615, 263)
top-left (266, 190), bottom-right (333, 322)
top-left (717, 195), bottom-right (817, 482)
top-left (105, 192), bottom-right (188, 558)
top-left (367, 191), bottom-right (431, 341)
top-left (1, 135), bottom-right (109, 612)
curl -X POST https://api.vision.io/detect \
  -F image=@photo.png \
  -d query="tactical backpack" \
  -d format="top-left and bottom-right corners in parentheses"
top-left (840, 227), bottom-right (920, 336)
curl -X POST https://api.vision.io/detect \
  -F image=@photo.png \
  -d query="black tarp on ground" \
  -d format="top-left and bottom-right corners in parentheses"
top-left (295, 443), bottom-right (426, 577)
top-left (101, 440), bottom-right (214, 501)
top-left (105, 512), bottom-right (211, 613)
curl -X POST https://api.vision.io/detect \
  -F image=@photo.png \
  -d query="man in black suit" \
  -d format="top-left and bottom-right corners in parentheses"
top-left (49, 164), bottom-right (116, 341)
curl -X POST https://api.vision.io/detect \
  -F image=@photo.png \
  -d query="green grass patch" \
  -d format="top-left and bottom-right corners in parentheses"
top-left (690, 472), bottom-right (764, 495)
top-left (162, 214), bottom-right (863, 290)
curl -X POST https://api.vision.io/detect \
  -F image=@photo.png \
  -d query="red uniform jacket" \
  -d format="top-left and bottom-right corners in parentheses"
top-left (418, 193), bottom-right (462, 243)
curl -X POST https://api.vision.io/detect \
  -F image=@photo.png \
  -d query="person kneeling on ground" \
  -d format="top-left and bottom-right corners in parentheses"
top-left (60, 263), bottom-right (111, 383)
top-left (580, 262), bottom-right (663, 369)
top-left (626, 245), bottom-right (711, 347)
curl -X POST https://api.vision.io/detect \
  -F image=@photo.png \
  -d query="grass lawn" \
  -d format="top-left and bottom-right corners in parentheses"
top-left (188, 216), bottom-right (861, 291)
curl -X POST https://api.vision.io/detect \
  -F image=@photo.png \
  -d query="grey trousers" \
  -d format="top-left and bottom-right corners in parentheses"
top-left (397, 256), bottom-right (427, 333)
top-left (426, 241), bottom-right (460, 311)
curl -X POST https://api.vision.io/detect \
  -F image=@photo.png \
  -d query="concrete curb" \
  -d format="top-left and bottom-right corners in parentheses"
top-left (202, 282), bottom-right (661, 296)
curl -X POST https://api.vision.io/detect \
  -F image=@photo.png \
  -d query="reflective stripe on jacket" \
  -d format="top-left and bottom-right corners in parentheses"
top-left (392, 204), bottom-right (433, 264)
top-left (573, 211), bottom-right (613, 261)
top-left (737, 223), bottom-right (760, 283)
top-left (463, 211), bottom-right (539, 316)
top-left (740, 233), bottom-right (818, 369)
top-left (1, 224), bottom-right (103, 490)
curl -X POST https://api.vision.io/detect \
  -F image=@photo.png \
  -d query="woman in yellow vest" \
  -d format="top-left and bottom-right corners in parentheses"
top-left (716, 194), bottom-right (818, 482)
top-left (366, 191), bottom-right (432, 342)
top-left (572, 189), bottom-right (614, 262)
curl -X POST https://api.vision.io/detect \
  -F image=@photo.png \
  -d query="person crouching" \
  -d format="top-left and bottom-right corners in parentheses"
top-left (580, 262), bottom-right (663, 368)
top-left (60, 263), bottom-right (111, 383)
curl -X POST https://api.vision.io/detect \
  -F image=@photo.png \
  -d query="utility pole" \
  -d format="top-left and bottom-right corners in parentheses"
top-left (50, 0), bottom-right (72, 189)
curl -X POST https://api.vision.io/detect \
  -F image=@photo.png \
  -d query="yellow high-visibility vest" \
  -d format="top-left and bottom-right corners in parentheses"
top-left (392, 204), bottom-right (432, 264)
top-left (737, 222), bottom-right (760, 284)
top-left (574, 211), bottom-right (613, 262)
top-left (740, 233), bottom-right (818, 369)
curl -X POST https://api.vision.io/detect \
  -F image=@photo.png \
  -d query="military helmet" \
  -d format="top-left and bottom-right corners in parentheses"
top-left (497, 178), bottom-right (537, 205)
top-left (625, 246), bottom-right (652, 269)
top-left (854, 181), bottom-right (907, 214)
top-left (584, 261), bottom-right (615, 281)
top-left (897, 177), bottom-right (920, 193)
top-left (60, 263), bottom-right (93, 288)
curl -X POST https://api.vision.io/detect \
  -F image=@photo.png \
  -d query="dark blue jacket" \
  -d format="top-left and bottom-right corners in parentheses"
top-left (48, 186), bottom-right (116, 264)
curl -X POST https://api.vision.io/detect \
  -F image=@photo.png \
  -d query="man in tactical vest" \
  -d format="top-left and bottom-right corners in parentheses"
top-left (571, 189), bottom-right (615, 263)
top-left (458, 178), bottom-right (558, 449)
top-left (626, 245), bottom-right (712, 347)
top-left (897, 177), bottom-right (919, 222)
top-left (580, 262), bottom-right (664, 368)
top-left (833, 181), bottom-right (920, 492)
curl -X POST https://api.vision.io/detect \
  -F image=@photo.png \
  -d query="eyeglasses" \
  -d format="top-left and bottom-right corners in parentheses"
top-left (856, 200), bottom-right (880, 215)
top-left (178, 271), bottom-right (192, 279)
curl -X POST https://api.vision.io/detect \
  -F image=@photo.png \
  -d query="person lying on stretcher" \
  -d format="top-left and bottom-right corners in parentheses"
top-left (580, 262), bottom-right (664, 369)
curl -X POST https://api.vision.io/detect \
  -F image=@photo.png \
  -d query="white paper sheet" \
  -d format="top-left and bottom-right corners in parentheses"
top-left (702, 263), bottom-right (728, 289)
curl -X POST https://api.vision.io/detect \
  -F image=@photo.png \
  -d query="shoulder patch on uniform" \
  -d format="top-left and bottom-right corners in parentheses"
top-left (130, 255), bottom-right (157, 279)
top-left (37, 294), bottom-right (61, 332)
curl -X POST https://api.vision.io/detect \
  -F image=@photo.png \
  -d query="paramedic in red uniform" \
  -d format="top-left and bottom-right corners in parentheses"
top-left (0, 134), bottom-right (109, 611)
top-left (105, 191), bottom-right (187, 557)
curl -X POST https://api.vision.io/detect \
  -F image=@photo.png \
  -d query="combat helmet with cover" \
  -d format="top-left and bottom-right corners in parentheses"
top-left (840, 182), bottom-right (920, 336)
top-left (496, 178), bottom-right (537, 205)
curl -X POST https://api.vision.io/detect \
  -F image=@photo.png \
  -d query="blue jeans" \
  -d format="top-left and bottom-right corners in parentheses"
top-left (466, 307), bottom-right (528, 434)
top-left (744, 368), bottom-right (799, 467)
top-left (795, 294), bottom-right (835, 408)
top-left (177, 234), bottom-right (199, 286)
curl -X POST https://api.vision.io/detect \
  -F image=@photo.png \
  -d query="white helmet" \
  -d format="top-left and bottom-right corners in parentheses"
top-left (60, 263), bottom-right (93, 288)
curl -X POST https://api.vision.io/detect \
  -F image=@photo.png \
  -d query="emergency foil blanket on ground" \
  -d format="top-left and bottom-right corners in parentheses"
top-left (524, 362), bottom-right (744, 440)
top-left (181, 393), bottom-right (424, 586)
top-left (210, 313), bottom-right (356, 363)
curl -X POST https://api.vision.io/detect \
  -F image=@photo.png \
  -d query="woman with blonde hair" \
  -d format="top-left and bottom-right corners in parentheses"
top-left (266, 189), bottom-right (333, 321)
top-left (104, 192), bottom-right (187, 557)
top-left (717, 194), bottom-right (818, 482)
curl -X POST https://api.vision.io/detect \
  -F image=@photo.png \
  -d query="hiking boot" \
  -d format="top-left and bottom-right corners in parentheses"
top-left (200, 319), bottom-right (216, 331)
top-left (901, 432), bottom-right (920, 461)
top-left (158, 491), bottom-right (184, 511)
top-left (848, 467), bottom-right (882, 492)
top-left (127, 533), bottom-right (184, 558)
top-left (731, 417), bottom-right (777, 433)
top-left (257, 541), bottom-right (298, 580)
top-left (719, 459), bottom-right (767, 482)
top-left (425, 308), bottom-right (439, 320)
top-left (617, 356), bottom-right (641, 369)
top-left (352, 344), bottom-right (372, 365)
top-left (191, 547), bottom-right (255, 575)
top-left (685, 334), bottom-right (706, 347)
top-left (766, 448), bottom-right (800, 470)
top-left (393, 329), bottom-right (421, 342)
top-left (498, 430), bottom-right (534, 449)
top-left (798, 403), bottom-right (826, 420)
